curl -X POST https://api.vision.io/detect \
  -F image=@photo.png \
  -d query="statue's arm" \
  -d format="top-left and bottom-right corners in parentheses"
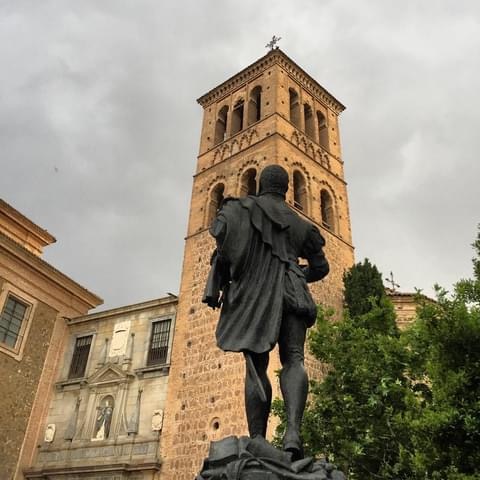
top-left (202, 215), bottom-right (231, 308)
top-left (302, 226), bottom-right (329, 283)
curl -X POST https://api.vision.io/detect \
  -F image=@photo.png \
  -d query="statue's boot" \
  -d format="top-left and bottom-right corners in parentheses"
top-left (280, 360), bottom-right (308, 461)
top-left (283, 429), bottom-right (304, 461)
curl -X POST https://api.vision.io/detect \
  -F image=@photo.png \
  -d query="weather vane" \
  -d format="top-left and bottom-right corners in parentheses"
top-left (385, 271), bottom-right (400, 292)
top-left (265, 35), bottom-right (282, 50)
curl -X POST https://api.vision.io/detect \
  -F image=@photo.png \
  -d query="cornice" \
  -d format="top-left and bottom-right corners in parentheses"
top-left (71, 295), bottom-right (178, 324)
top-left (0, 232), bottom-right (102, 309)
top-left (24, 461), bottom-right (162, 478)
top-left (197, 49), bottom-right (345, 114)
top-left (0, 198), bottom-right (56, 246)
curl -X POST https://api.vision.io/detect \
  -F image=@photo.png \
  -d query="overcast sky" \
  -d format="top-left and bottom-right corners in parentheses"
top-left (1, 0), bottom-right (479, 310)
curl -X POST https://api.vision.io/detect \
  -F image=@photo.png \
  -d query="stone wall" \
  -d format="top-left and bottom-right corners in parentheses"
top-left (0, 295), bottom-right (57, 479)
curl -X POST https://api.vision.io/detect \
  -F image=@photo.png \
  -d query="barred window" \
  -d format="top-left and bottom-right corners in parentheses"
top-left (68, 335), bottom-right (93, 379)
top-left (0, 295), bottom-right (28, 349)
top-left (147, 319), bottom-right (171, 366)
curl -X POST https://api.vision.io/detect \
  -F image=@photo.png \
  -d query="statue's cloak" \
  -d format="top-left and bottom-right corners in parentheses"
top-left (205, 195), bottom-right (317, 354)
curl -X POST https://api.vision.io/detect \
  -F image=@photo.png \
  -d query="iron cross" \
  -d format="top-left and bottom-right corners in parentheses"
top-left (266, 35), bottom-right (282, 50)
top-left (385, 271), bottom-right (400, 292)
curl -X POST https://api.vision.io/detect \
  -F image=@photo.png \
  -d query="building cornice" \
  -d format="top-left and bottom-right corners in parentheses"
top-left (0, 199), bottom-right (56, 255)
top-left (71, 295), bottom-right (178, 324)
top-left (0, 232), bottom-right (102, 310)
top-left (197, 48), bottom-right (346, 114)
top-left (24, 461), bottom-right (161, 478)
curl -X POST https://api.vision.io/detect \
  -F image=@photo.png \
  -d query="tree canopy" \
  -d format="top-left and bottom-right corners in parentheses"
top-left (274, 228), bottom-right (480, 479)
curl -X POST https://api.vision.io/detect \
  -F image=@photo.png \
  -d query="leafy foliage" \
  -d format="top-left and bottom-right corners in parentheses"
top-left (343, 259), bottom-right (386, 318)
top-left (274, 232), bottom-right (480, 478)
top-left (401, 227), bottom-right (480, 478)
top-left (299, 262), bottom-right (413, 479)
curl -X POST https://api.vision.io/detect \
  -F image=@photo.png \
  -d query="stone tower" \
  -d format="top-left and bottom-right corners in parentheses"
top-left (160, 49), bottom-right (355, 479)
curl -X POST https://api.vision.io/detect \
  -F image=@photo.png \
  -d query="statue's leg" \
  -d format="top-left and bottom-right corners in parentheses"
top-left (243, 350), bottom-right (272, 438)
top-left (278, 313), bottom-right (308, 460)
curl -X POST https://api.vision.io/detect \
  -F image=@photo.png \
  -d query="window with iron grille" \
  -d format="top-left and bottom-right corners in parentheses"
top-left (147, 319), bottom-right (171, 366)
top-left (0, 295), bottom-right (28, 349)
top-left (68, 335), bottom-right (93, 379)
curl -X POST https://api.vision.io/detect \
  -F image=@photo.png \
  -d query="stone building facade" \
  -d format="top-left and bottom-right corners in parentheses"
top-left (159, 49), bottom-right (355, 479)
top-left (0, 199), bottom-right (102, 479)
top-left (387, 289), bottom-right (422, 329)
top-left (24, 296), bottom-right (177, 479)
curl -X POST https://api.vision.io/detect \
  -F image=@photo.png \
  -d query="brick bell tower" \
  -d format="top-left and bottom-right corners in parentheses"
top-left (159, 49), bottom-right (355, 479)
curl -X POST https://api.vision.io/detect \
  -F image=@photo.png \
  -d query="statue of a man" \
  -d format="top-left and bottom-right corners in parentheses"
top-left (203, 165), bottom-right (329, 459)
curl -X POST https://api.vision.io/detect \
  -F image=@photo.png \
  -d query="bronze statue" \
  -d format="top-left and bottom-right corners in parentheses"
top-left (203, 165), bottom-right (329, 460)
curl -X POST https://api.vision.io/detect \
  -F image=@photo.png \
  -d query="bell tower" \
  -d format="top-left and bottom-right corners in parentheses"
top-left (160, 49), bottom-right (355, 479)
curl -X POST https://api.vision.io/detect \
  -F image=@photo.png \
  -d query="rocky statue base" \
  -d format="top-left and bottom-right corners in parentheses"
top-left (196, 436), bottom-right (345, 480)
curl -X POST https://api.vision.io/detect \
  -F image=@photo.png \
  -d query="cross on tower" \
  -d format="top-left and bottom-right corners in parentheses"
top-left (265, 35), bottom-right (282, 50)
top-left (385, 271), bottom-right (400, 292)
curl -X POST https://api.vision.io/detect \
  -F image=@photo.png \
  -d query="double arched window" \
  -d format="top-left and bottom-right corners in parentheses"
top-left (213, 86), bottom-right (262, 146)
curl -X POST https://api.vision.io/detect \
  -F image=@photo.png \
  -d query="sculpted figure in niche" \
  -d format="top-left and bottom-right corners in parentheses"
top-left (44, 424), bottom-right (56, 443)
top-left (203, 165), bottom-right (329, 460)
top-left (92, 396), bottom-right (114, 441)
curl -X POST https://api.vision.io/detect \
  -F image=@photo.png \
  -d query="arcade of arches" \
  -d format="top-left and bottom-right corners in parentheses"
top-left (206, 168), bottom-right (336, 235)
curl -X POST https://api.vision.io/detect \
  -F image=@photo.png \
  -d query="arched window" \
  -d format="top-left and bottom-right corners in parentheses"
top-left (240, 168), bottom-right (257, 196)
top-left (317, 111), bottom-right (328, 149)
top-left (248, 86), bottom-right (262, 125)
top-left (293, 170), bottom-right (307, 211)
top-left (214, 106), bottom-right (229, 144)
top-left (320, 189), bottom-right (335, 231)
top-left (231, 99), bottom-right (244, 135)
top-left (304, 103), bottom-right (314, 139)
top-left (289, 89), bottom-right (301, 129)
top-left (207, 183), bottom-right (225, 225)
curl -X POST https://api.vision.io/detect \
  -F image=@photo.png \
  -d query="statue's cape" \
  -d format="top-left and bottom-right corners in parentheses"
top-left (211, 196), bottom-right (316, 354)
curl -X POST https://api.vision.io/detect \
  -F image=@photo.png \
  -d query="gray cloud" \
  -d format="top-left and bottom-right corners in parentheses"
top-left (1, 0), bottom-right (479, 309)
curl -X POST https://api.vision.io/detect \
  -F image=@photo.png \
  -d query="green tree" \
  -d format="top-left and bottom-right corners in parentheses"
top-left (402, 227), bottom-right (480, 479)
top-left (343, 258), bottom-right (386, 318)
top-left (274, 259), bottom-right (413, 479)
top-left (274, 234), bottom-right (480, 479)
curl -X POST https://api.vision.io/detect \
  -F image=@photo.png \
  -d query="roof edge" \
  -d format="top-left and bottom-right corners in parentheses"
top-left (197, 48), bottom-right (346, 114)
top-left (0, 232), bottom-right (102, 309)
top-left (71, 295), bottom-right (178, 323)
top-left (0, 199), bottom-right (56, 246)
